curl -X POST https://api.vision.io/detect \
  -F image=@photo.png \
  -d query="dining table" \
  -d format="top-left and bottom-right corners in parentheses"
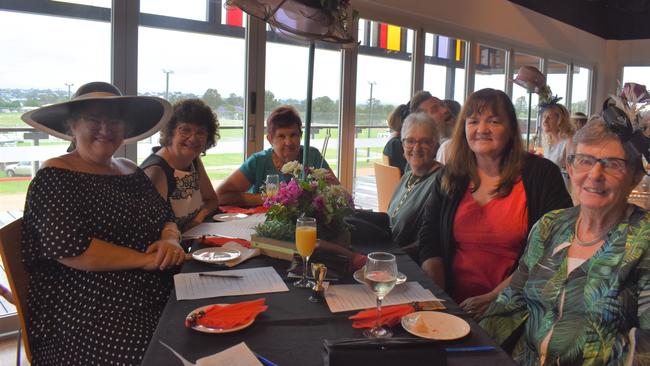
top-left (141, 237), bottom-right (518, 366)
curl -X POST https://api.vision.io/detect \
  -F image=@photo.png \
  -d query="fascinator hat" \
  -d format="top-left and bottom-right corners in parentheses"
top-left (21, 81), bottom-right (172, 144)
top-left (602, 82), bottom-right (650, 164)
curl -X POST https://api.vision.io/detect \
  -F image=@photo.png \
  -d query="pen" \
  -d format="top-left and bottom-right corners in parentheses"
top-left (198, 273), bottom-right (244, 279)
top-left (255, 352), bottom-right (279, 366)
top-left (445, 346), bottom-right (495, 353)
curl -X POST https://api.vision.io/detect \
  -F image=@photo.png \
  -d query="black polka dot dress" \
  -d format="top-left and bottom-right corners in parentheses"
top-left (22, 167), bottom-right (174, 365)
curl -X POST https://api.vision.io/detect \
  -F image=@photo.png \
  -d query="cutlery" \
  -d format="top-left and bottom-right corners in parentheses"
top-left (199, 273), bottom-right (244, 279)
top-left (159, 340), bottom-right (194, 366)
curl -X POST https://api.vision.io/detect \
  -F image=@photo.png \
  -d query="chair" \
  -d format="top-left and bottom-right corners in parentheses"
top-left (374, 163), bottom-right (401, 213)
top-left (0, 218), bottom-right (31, 364)
top-left (381, 155), bottom-right (390, 165)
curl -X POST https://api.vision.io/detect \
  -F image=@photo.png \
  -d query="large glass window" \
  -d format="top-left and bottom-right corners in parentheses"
top-left (511, 53), bottom-right (542, 148)
top-left (137, 20), bottom-right (246, 190)
top-left (140, 0), bottom-right (208, 21)
top-left (622, 66), bottom-right (650, 89)
top-left (571, 65), bottom-right (591, 114)
top-left (546, 60), bottom-right (568, 104)
top-left (264, 38), bottom-right (342, 176)
top-left (474, 44), bottom-right (506, 92)
top-left (0, 10), bottom-right (110, 214)
top-left (423, 33), bottom-right (466, 104)
top-left (354, 19), bottom-right (413, 210)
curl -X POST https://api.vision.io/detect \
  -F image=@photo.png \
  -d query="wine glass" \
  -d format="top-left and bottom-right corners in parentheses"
top-left (363, 252), bottom-right (398, 338)
top-left (265, 174), bottom-right (279, 198)
top-left (294, 217), bottom-right (317, 288)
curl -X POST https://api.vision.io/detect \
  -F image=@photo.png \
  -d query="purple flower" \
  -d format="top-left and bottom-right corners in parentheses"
top-left (312, 195), bottom-right (325, 212)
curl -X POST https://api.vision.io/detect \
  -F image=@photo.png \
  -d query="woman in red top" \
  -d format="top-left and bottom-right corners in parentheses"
top-left (418, 89), bottom-right (572, 318)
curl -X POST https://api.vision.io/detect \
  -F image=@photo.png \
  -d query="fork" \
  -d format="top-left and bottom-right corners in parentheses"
top-left (159, 340), bottom-right (195, 366)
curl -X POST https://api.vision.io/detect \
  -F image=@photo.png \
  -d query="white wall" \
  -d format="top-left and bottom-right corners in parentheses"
top-left (353, 0), bottom-right (623, 109)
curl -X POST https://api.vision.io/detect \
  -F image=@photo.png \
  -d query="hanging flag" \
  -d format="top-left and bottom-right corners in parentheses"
top-left (226, 6), bottom-right (243, 27)
top-left (379, 23), bottom-right (388, 49)
top-left (386, 25), bottom-right (401, 51)
top-left (455, 39), bottom-right (463, 61)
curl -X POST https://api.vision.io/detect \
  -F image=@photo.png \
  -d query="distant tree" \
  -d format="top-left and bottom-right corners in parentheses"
top-left (265, 90), bottom-right (279, 110)
top-left (226, 93), bottom-right (244, 108)
top-left (312, 96), bottom-right (336, 113)
top-left (514, 96), bottom-right (528, 117)
top-left (202, 88), bottom-right (223, 109)
top-left (571, 100), bottom-right (587, 114)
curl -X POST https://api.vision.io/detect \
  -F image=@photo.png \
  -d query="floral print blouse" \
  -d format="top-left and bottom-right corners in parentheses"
top-left (480, 205), bottom-right (650, 366)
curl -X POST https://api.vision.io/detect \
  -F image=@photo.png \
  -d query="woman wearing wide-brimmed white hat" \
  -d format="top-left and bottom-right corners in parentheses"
top-left (21, 81), bottom-right (184, 365)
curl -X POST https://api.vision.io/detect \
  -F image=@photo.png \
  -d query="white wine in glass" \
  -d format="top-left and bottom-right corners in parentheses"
top-left (294, 217), bottom-right (317, 288)
top-left (363, 252), bottom-right (398, 338)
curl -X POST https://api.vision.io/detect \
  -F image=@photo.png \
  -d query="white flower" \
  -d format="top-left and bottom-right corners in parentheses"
top-left (310, 168), bottom-right (329, 180)
top-left (281, 161), bottom-right (303, 177)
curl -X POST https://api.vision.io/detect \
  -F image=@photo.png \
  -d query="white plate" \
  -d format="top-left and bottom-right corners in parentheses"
top-left (213, 213), bottom-right (249, 222)
top-left (401, 311), bottom-right (470, 340)
top-left (186, 304), bottom-right (254, 334)
top-left (353, 268), bottom-right (407, 285)
top-left (192, 247), bottom-right (241, 264)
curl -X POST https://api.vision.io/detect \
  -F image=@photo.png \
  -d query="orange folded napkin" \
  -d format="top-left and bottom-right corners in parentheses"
top-left (185, 298), bottom-right (268, 329)
top-left (219, 206), bottom-right (268, 214)
top-left (348, 304), bottom-right (415, 329)
top-left (202, 236), bottom-right (252, 248)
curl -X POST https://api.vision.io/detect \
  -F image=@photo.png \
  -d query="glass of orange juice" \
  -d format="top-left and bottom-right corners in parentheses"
top-left (294, 217), bottom-right (317, 288)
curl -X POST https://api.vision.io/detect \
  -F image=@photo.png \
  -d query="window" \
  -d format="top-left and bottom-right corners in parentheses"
top-left (622, 66), bottom-right (650, 89)
top-left (511, 53), bottom-right (542, 148)
top-left (354, 19), bottom-right (414, 210)
top-left (140, 0), bottom-right (208, 21)
top-left (546, 60), bottom-right (568, 104)
top-left (474, 44), bottom-right (506, 92)
top-left (423, 33), bottom-right (467, 103)
top-left (571, 65), bottom-right (591, 114)
top-left (137, 21), bottom-right (247, 189)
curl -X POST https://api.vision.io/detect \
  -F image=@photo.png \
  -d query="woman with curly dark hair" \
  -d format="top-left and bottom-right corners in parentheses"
top-left (141, 98), bottom-right (220, 231)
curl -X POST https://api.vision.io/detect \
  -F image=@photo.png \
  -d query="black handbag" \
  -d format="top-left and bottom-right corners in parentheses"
top-left (323, 338), bottom-right (446, 366)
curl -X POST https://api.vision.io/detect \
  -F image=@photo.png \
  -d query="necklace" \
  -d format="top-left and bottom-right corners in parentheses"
top-left (390, 170), bottom-right (435, 218)
top-left (573, 216), bottom-right (615, 247)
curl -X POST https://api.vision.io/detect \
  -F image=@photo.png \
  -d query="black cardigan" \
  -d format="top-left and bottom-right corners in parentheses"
top-left (417, 154), bottom-right (573, 290)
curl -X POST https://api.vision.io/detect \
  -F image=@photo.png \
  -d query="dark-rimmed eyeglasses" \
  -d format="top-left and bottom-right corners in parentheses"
top-left (567, 153), bottom-right (628, 175)
top-left (177, 125), bottom-right (208, 139)
top-left (402, 138), bottom-right (435, 149)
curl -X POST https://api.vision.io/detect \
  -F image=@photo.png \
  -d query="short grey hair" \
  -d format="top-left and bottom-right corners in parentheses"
top-left (573, 116), bottom-right (644, 178)
top-left (401, 111), bottom-right (439, 141)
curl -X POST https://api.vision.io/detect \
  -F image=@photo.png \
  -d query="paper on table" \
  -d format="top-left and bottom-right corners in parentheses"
top-left (324, 282), bottom-right (440, 313)
top-left (174, 266), bottom-right (289, 300)
top-left (183, 214), bottom-right (266, 241)
top-left (196, 342), bottom-right (262, 366)
top-left (222, 242), bottom-right (260, 267)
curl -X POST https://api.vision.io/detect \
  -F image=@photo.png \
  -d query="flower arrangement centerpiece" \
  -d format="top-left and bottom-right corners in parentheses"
top-left (253, 161), bottom-right (355, 244)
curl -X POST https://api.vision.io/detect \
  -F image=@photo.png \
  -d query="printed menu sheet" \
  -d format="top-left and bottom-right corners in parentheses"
top-left (174, 267), bottom-right (289, 300)
top-left (325, 282), bottom-right (440, 313)
top-left (182, 214), bottom-right (266, 241)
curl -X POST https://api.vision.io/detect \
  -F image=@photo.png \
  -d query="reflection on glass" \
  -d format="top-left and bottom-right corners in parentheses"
top-left (137, 25), bottom-right (246, 190)
top-left (571, 66), bottom-right (591, 114)
top-left (474, 44), bottom-right (506, 91)
top-left (0, 11), bottom-right (110, 213)
top-left (546, 60), bottom-right (568, 103)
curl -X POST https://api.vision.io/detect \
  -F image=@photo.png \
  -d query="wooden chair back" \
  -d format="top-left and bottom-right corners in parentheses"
top-left (374, 163), bottom-right (401, 213)
top-left (0, 219), bottom-right (31, 362)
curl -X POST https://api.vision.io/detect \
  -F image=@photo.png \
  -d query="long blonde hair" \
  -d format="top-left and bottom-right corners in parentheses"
top-left (543, 103), bottom-right (574, 139)
top-left (442, 88), bottom-right (527, 197)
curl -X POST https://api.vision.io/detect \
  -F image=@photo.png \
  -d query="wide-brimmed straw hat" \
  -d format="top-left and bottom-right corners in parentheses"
top-left (21, 81), bottom-right (172, 144)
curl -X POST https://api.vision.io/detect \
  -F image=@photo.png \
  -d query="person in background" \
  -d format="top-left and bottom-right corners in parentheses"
top-left (20, 82), bottom-right (184, 365)
top-left (480, 107), bottom-right (650, 365)
top-left (541, 103), bottom-right (574, 179)
top-left (418, 88), bottom-right (572, 318)
top-left (570, 111), bottom-right (588, 131)
top-left (437, 99), bottom-right (462, 164)
top-left (410, 91), bottom-right (455, 144)
top-left (216, 105), bottom-right (337, 206)
top-left (382, 104), bottom-right (409, 175)
top-left (141, 99), bottom-right (220, 231)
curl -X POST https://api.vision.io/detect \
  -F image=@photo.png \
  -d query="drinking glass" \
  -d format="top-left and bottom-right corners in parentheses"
top-left (265, 174), bottom-right (279, 198)
top-left (363, 252), bottom-right (398, 338)
top-left (294, 217), bottom-right (317, 288)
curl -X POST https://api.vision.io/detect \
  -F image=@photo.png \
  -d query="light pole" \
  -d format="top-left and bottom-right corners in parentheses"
top-left (162, 69), bottom-right (174, 100)
top-left (366, 81), bottom-right (377, 161)
top-left (65, 83), bottom-right (74, 99)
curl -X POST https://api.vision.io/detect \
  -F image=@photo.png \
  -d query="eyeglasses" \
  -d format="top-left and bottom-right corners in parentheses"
top-left (402, 138), bottom-right (435, 149)
top-left (567, 153), bottom-right (628, 175)
top-left (177, 125), bottom-right (208, 139)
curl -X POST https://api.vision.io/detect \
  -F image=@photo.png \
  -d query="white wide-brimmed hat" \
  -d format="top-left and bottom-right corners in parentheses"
top-left (21, 81), bottom-right (172, 144)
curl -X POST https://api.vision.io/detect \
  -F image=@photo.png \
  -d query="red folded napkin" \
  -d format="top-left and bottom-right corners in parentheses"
top-left (351, 254), bottom-right (367, 271)
top-left (185, 298), bottom-right (268, 329)
top-left (201, 236), bottom-right (251, 248)
top-left (219, 206), bottom-right (268, 214)
top-left (348, 304), bottom-right (415, 329)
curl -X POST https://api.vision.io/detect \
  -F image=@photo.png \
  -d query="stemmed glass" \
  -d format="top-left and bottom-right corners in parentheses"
top-left (265, 174), bottom-right (279, 198)
top-left (363, 252), bottom-right (398, 338)
top-left (294, 217), bottom-right (317, 288)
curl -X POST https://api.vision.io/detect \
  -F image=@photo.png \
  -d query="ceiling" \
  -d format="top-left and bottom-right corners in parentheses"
top-left (509, 0), bottom-right (650, 40)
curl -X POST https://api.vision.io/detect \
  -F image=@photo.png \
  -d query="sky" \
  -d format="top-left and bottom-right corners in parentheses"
top-left (1, 2), bottom-right (590, 106)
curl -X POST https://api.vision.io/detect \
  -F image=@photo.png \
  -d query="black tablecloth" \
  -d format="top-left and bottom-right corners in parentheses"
top-left (141, 245), bottom-right (516, 366)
